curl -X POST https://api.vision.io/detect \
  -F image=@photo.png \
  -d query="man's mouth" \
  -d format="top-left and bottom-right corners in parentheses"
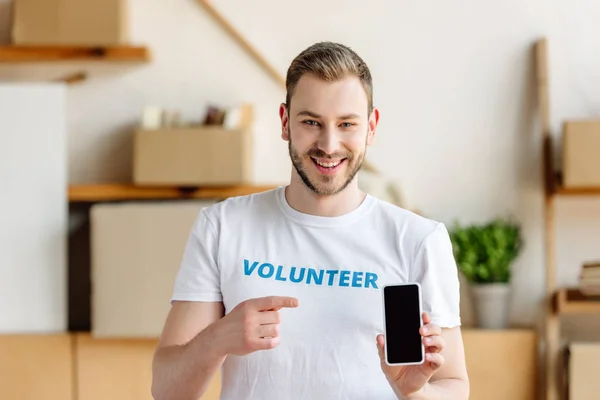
top-left (313, 158), bottom-right (342, 168)
top-left (311, 157), bottom-right (346, 174)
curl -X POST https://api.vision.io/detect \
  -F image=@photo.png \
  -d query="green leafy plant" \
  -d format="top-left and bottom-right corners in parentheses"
top-left (449, 218), bottom-right (523, 284)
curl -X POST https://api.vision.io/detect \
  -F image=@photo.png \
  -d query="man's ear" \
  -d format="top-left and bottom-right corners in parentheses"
top-left (279, 103), bottom-right (289, 141)
top-left (367, 107), bottom-right (380, 146)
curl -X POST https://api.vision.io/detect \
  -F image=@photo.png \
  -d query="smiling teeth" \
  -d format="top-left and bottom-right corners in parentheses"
top-left (314, 159), bottom-right (342, 168)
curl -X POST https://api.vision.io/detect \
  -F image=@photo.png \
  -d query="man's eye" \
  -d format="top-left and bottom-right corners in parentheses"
top-left (303, 120), bottom-right (319, 126)
top-left (341, 122), bottom-right (355, 128)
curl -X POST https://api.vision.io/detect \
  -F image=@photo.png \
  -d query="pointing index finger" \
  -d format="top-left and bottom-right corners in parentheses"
top-left (254, 296), bottom-right (299, 311)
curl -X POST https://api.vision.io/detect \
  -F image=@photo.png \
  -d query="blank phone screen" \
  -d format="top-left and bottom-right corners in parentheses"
top-left (383, 284), bottom-right (423, 364)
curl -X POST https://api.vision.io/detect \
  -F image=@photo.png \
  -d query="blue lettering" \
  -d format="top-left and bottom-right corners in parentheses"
top-left (244, 259), bottom-right (259, 276)
top-left (325, 270), bottom-right (339, 286)
top-left (351, 271), bottom-right (364, 287)
top-left (290, 267), bottom-right (305, 283)
top-left (364, 272), bottom-right (378, 289)
top-left (339, 270), bottom-right (351, 287)
top-left (244, 260), bottom-right (378, 290)
top-left (307, 268), bottom-right (324, 285)
top-left (258, 263), bottom-right (275, 278)
top-left (275, 265), bottom-right (287, 281)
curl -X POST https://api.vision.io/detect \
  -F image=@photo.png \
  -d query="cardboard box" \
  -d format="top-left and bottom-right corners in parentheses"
top-left (0, 335), bottom-right (73, 400)
top-left (90, 200), bottom-right (216, 338)
top-left (75, 334), bottom-right (222, 400)
top-left (133, 126), bottom-right (253, 186)
top-left (12, 0), bottom-right (129, 46)
top-left (568, 342), bottom-right (600, 400)
top-left (463, 329), bottom-right (537, 400)
top-left (563, 120), bottom-right (600, 188)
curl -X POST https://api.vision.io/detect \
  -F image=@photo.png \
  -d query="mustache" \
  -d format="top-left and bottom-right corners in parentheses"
top-left (306, 149), bottom-right (351, 160)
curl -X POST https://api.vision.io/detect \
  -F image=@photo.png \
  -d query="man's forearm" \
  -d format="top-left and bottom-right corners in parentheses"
top-left (151, 324), bottom-right (226, 400)
top-left (404, 378), bottom-right (469, 400)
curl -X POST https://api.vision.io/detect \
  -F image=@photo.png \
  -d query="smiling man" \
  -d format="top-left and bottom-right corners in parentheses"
top-left (151, 42), bottom-right (469, 400)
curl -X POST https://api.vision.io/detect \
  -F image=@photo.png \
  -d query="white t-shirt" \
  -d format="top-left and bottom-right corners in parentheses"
top-left (171, 186), bottom-right (461, 400)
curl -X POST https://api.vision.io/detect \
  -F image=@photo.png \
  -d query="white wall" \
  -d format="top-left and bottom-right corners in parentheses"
top-left (0, 84), bottom-right (67, 333)
top-left (1, 0), bottom-right (599, 331)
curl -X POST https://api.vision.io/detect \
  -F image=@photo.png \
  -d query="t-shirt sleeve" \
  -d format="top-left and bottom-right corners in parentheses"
top-left (410, 222), bottom-right (461, 328)
top-left (170, 208), bottom-right (222, 303)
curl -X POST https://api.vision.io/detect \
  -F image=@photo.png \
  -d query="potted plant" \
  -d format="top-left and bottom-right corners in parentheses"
top-left (449, 218), bottom-right (523, 329)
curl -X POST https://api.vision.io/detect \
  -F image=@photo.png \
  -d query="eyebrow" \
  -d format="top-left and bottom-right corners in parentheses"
top-left (296, 110), bottom-right (361, 120)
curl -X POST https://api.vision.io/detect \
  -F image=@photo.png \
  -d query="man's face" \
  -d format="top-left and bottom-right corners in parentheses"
top-left (280, 73), bottom-right (378, 196)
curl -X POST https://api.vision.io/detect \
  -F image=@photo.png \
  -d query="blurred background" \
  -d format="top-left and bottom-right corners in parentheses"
top-left (1, 0), bottom-right (599, 399)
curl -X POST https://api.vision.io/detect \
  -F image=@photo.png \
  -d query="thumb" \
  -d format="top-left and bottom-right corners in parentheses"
top-left (376, 334), bottom-right (385, 361)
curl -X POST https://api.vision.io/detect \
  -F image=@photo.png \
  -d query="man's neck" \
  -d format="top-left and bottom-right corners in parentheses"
top-left (284, 173), bottom-right (367, 217)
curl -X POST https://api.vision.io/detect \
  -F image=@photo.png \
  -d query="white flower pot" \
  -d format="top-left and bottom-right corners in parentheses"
top-left (471, 283), bottom-right (511, 329)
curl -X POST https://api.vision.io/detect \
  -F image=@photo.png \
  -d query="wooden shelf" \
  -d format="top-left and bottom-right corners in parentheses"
top-left (554, 185), bottom-right (600, 197)
top-left (553, 288), bottom-right (600, 315)
top-left (0, 45), bottom-right (151, 63)
top-left (68, 183), bottom-right (278, 202)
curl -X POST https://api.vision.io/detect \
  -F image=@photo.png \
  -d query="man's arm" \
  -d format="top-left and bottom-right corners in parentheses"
top-left (408, 327), bottom-right (470, 400)
top-left (151, 296), bottom-right (299, 400)
top-left (151, 300), bottom-right (225, 400)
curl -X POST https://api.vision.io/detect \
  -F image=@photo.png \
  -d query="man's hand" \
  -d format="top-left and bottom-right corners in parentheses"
top-left (376, 312), bottom-right (445, 398)
top-left (212, 296), bottom-right (299, 356)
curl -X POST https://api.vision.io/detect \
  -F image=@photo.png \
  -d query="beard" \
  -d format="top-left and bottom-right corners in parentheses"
top-left (288, 128), bottom-right (366, 196)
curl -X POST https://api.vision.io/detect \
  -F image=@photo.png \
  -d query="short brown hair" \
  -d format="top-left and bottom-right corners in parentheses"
top-left (285, 42), bottom-right (373, 112)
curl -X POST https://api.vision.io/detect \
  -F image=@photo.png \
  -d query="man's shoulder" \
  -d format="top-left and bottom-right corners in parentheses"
top-left (369, 197), bottom-right (447, 255)
top-left (201, 186), bottom-right (281, 223)
top-left (371, 197), bottom-right (441, 235)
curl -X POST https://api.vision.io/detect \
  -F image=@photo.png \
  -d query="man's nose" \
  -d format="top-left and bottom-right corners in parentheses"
top-left (316, 126), bottom-right (341, 156)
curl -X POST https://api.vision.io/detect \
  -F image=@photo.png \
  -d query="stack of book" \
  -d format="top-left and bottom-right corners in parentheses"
top-left (579, 261), bottom-right (600, 295)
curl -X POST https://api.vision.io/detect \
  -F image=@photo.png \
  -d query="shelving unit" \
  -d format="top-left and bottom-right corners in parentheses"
top-left (535, 38), bottom-right (600, 400)
top-left (67, 183), bottom-right (277, 332)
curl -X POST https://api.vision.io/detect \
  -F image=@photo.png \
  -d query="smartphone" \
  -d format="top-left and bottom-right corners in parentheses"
top-left (382, 282), bottom-right (424, 366)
